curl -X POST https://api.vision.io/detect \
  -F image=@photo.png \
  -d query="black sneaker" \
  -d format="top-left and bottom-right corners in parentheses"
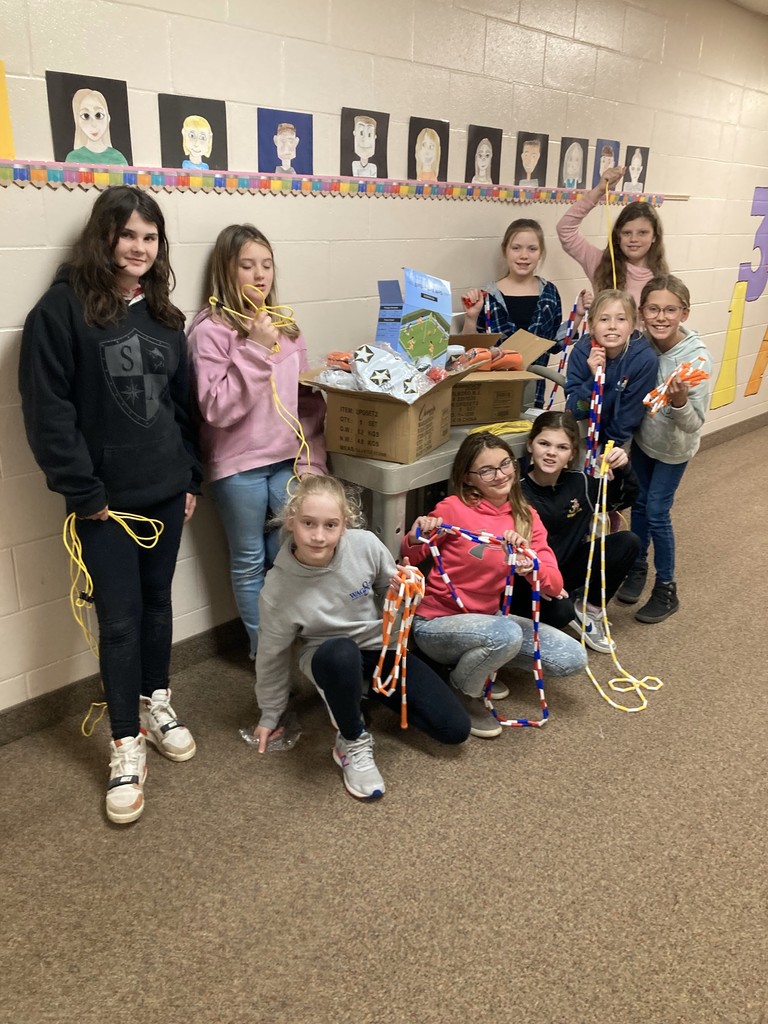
top-left (635, 580), bottom-right (679, 623)
top-left (616, 564), bottom-right (648, 604)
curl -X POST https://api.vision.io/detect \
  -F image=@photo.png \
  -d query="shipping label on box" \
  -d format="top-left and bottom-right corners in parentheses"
top-left (303, 370), bottom-right (459, 464)
top-left (376, 268), bottom-right (452, 367)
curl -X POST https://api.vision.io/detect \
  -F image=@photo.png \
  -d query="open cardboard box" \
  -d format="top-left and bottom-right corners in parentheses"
top-left (302, 363), bottom-right (473, 464)
top-left (450, 329), bottom-right (553, 426)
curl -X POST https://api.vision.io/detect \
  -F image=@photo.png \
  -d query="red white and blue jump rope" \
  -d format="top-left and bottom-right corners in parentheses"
top-left (546, 297), bottom-right (586, 411)
top-left (416, 524), bottom-right (548, 728)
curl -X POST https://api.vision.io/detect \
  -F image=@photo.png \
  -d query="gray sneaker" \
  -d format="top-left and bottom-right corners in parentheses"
top-left (457, 691), bottom-right (503, 739)
top-left (568, 598), bottom-right (615, 654)
top-left (333, 731), bottom-right (385, 800)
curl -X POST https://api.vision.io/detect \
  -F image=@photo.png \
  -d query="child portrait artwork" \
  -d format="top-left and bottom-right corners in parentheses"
top-left (257, 108), bottom-right (314, 176)
top-left (464, 124), bottom-right (503, 185)
top-left (158, 94), bottom-right (228, 172)
top-left (557, 136), bottom-right (589, 189)
top-left (622, 145), bottom-right (649, 193)
top-left (407, 117), bottom-right (449, 182)
top-left (515, 132), bottom-right (549, 187)
top-left (592, 138), bottom-right (620, 188)
top-left (340, 107), bottom-right (390, 178)
top-left (46, 70), bottom-right (132, 165)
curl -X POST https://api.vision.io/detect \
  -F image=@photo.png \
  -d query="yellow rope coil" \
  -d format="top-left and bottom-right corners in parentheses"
top-left (578, 444), bottom-right (663, 711)
top-left (63, 511), bottom-right (164, 736)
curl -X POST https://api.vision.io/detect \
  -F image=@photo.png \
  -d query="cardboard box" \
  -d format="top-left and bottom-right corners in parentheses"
top-left (450, 329), bottom-right (554, 426)
top-left (376, 268), bottom-right (452, 367)
top-left (303, 370), bottom-right (463, 464)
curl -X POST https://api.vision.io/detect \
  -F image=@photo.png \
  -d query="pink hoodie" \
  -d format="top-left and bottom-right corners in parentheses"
top-left (187, 311), bottom-right (327, 482)
top-left (401, 493), bottom-right (562, 620)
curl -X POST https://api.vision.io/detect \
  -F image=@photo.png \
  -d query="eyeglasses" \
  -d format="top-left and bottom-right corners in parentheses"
top-left (642, 305), bottom-right (685, 318)
top-left (468, 457), bottom-right (514, 481)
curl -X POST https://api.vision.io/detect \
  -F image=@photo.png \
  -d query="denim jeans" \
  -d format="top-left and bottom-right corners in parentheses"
top-left (629, 442), bottom-right (688, 581)
top-left (413, 612), bottom-right (587, 698)
top-left (76, 492), bottom-right (186, 740)
top-left (210, 460), bottom-right (294, 657)
top-left (310, 639), bottom-right (470, 744)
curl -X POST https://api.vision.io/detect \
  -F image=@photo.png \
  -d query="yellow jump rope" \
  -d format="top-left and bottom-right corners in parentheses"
top-left (576, 443), bottom-right (663, 711)
top-left (208, 283), bottom-right (312, 486)
top-left (63, 510), bottom-right (164, 736)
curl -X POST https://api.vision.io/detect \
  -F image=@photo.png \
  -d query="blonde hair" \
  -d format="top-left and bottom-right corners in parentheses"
top-left (71, 88), bottom-right (113, 150)
top-left (182, 114), bottom-right (213, 158)
top-left (280, 475), bottom-right (364, 536)
top-left (415, 127), bottom-right (441, 178)
top-left (587, 288), bottom-right (637, 328)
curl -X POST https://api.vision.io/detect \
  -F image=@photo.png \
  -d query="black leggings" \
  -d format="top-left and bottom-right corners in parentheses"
top-left (76, 493), bottom-right (186, 740)
top-left (311, 638), bottom-right (470, 744)
top-left (511, 531), bottom-right (640, 629)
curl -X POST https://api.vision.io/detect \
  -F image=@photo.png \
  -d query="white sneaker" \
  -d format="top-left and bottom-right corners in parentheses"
top-left (106, 732), bottom-right (147, 824)
top-left (139, 688), bottom-right (196, 762)
top-left (332, 731), bottom-right (385, 800)
top-left (568, 599), bottom-right (615, 654)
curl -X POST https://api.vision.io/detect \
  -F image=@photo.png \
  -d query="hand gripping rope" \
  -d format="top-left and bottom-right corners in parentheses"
top-left (584, 354), bottom-right (605, 476)
top-left (62, 511), bottom-right (165, 736)
top-left (416, 525), bottom-right (548, 728)
top-left (577, 443), bottom-right (663, 711)
top-left (643, 355), bottom-right (710, 416)
top-left (208, 286), bottom-right (312, 486)
top-left (546, 295), bottom-right (586, 410)
top-left (371, 564), bottom-right (426, 729)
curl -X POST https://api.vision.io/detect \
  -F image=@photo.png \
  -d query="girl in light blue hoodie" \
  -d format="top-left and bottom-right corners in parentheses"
top-left (617, 275), bottom-right (712, 623)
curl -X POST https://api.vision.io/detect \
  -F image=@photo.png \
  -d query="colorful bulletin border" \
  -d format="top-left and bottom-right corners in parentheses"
top-left (0, 159), bottom-right (669, 205)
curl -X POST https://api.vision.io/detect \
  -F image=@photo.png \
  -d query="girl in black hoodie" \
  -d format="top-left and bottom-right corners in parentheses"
top-left (19, 187), bottom-right (201, 825)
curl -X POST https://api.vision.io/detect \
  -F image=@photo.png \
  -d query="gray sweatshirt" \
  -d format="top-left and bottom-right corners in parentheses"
top-left (634, 326), bottom-right (713, 465)
top-left (255, 530), bottom-right (395, 731)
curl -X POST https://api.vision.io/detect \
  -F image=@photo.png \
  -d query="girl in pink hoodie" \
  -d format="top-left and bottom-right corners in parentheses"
top-left (188, 224), bottom-right (326, 658)
top-left (402, 432), bottom-right (586, 739)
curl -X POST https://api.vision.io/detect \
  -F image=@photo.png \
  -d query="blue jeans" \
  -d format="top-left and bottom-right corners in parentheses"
top-left (210, 460), bottom-right (294, 657)
top-left (413, 612), bottom-right (586, 698)
top-left (629, 442), bottom-right (688, 581)
top-left (77, 492), bottom-right (186, 740)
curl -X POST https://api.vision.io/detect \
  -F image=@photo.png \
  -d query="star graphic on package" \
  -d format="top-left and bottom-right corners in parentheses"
top-left (370, 369), bottom-right (391, 387)
top-left (403, 378), bottom-right (418, 395)
top-left (355, 345), bottom-right (375, 363)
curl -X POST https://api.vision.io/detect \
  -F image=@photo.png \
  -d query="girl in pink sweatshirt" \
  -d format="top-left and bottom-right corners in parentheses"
top-left (187, 224), bottom-right (326, 657)
top-left (402, 432), bottom-right (586, 739)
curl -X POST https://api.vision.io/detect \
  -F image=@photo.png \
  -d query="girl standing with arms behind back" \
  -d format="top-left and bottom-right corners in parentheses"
top-left (188, 225), bottom-right (327, 659)
top-left (19, 187), bottom-right (201, 825)
top-left (461, 218), bottom-right (562, 407)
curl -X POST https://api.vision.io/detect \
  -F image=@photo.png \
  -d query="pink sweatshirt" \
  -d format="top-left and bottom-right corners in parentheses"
top-left (401, 494), bottom-right (563, 620)
top-left (556, 192), bottom-right (653, 307)
top-left (187, 312), bottom-right (327, 482)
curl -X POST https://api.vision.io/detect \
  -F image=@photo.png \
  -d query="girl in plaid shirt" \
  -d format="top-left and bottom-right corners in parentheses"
top-left (462, 218), bottom-right (562, 407)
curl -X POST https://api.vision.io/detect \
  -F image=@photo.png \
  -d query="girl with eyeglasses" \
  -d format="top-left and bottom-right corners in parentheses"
top-left (617, 276), bottom-right (712, 624)
top-left (402, 432), bottom-right (586, 739)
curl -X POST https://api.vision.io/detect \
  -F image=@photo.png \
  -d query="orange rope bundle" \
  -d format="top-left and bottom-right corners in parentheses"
top-left (643, 355), bottom-right (710, 416)
top-left (371, 565), bottom-right (425, 729)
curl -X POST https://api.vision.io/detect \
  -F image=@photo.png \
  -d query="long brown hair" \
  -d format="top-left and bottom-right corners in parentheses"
top-left (207, 223), bottom-right (299, 339)
top-left (593, 201), bottom-right (668, 292)
top-left (67, 186), bottom-right (184, 330)
top-left (451, 432), bottom-right (532, 540)
top-left (639, 274), bottom-right (690, 310)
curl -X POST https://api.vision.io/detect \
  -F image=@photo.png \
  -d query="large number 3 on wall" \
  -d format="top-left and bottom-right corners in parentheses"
top-left (711, 186), bottom-right (768, 408)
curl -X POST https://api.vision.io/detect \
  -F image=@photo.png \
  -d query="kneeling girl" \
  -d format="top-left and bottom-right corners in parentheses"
top-left (254, 475), bottom-right (470, 801)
